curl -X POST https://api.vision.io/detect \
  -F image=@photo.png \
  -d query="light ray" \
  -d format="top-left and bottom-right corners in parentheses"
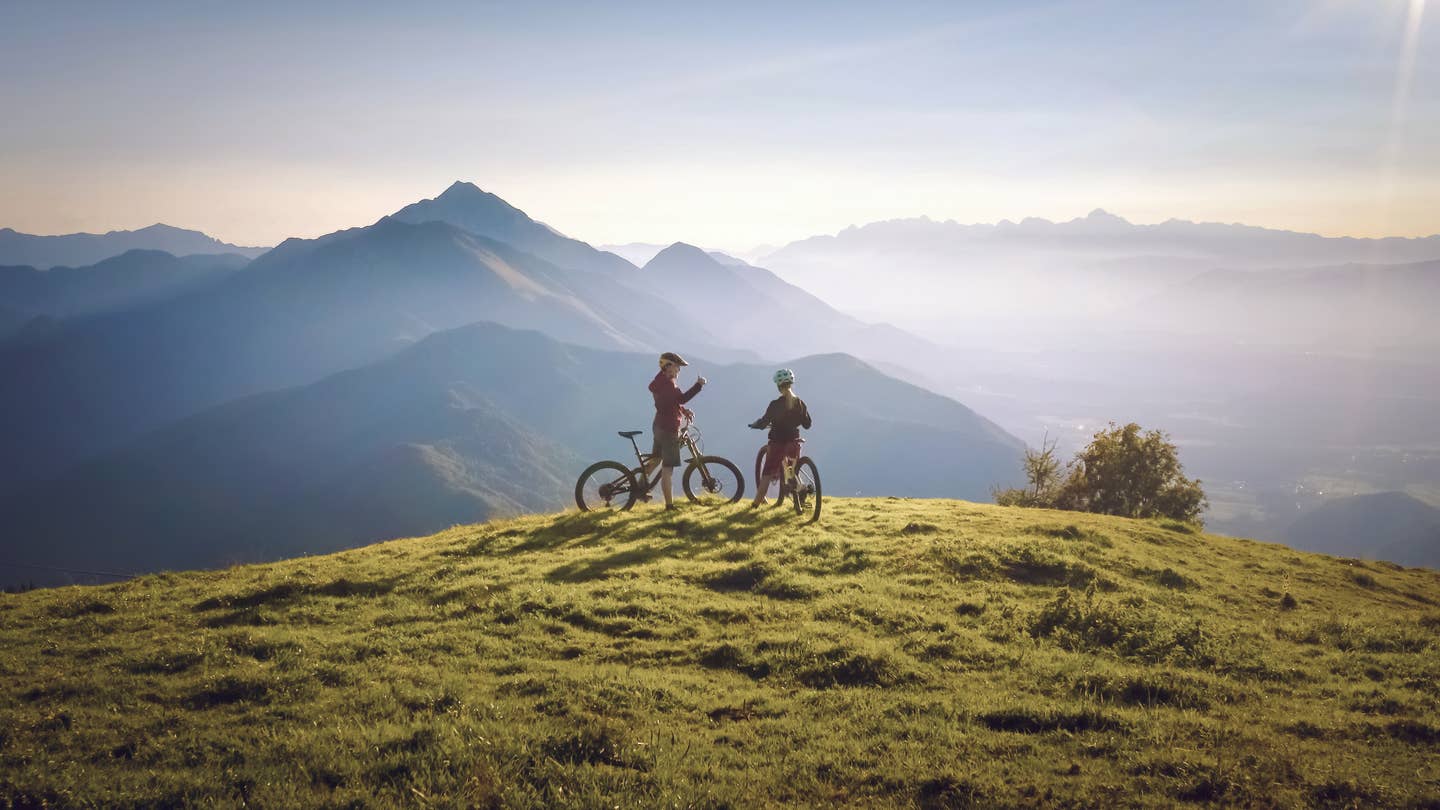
top-left (1379, 0), bottom-right (1427, 232)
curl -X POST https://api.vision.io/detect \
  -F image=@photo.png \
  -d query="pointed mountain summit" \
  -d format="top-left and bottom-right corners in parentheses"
top-left (1066, 208), bottom-right (1133, 234)
top-left (642, 242), bottom-right (722, 272)
top-left (1084, 208), bottom-right (1129, 225)
top-left (392, 181), bottom-right (635, 275)
top-left (627, 239), bottom-right (943, 368)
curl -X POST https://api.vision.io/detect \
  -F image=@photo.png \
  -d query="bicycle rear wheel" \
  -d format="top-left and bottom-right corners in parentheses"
top-left (756, 444), bottom-right (784, 506)
top-left (575, 460), bottom-right (639, 512)
top-left (683, 455), bottom-right (744, 506)
top-left (791, 457), bottom-right (821, 523)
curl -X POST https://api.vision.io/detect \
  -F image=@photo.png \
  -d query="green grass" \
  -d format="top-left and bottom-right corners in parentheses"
top-left (2, 498), bottom-right (1438, 808)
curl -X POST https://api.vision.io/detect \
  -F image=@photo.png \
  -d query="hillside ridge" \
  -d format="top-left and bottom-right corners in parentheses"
top-left (2, 498), bottom-right (1437, 807)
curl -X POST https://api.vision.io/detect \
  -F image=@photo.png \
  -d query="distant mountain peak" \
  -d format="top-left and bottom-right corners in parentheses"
top-left (133, 223), bottom-right (191, 235)
top-left (392, 183), bottom-right (636, 275)
top-left (1084, 208), bottom-right (1129, 224)
top-left (644, 242), bottom-right (720, 271)
top-left (437, 180), bottom-right (488, 199)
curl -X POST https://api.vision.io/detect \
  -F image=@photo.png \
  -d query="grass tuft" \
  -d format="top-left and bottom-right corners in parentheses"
top-left (976, 706), bottom-right (1124, 734)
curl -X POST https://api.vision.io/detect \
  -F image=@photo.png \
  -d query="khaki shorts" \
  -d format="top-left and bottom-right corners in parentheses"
top-left (652, 430), bottom-right (682, 468)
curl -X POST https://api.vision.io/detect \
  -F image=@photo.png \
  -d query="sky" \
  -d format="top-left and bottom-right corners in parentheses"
top-left (1, 0), bottom-right (1437, 251)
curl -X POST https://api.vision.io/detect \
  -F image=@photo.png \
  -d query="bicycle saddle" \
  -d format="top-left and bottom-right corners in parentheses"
top-left (618, 430), bottom-right (643, 438)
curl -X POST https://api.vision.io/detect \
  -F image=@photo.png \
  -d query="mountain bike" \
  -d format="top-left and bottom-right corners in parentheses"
top-left (754, 438), bottom-right (821, 523)
top-left (575, 415), bottom-right (744, 511)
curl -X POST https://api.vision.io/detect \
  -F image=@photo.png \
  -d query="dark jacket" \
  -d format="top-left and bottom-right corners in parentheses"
top-left (650, 371), bottom-right (703, 433)
top-left (752, 395), bottom-right (812, 442)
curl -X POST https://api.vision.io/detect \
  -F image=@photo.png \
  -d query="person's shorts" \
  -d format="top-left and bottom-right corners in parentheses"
top-left (652, 430), bottom-right (682, 468)
top-left (762, 439), bottom-right (803, 477)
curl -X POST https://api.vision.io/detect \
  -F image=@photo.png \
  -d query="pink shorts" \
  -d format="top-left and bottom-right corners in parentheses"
top-left (762, 440), bottom-right (803, 477)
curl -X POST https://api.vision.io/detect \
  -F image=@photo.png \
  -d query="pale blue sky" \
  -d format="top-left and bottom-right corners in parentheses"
top-left (1, 0), bottom-right (1435, 248)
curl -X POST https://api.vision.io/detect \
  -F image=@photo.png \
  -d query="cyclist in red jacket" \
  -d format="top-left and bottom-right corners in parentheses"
top-left (647, 351), bottom-right (706, 509)
top-left (749, 368), bottom-right (811, 507)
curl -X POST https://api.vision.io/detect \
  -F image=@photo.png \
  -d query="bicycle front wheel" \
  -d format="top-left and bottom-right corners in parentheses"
top-left (682, 455), bottom-right (744, 506)
top-left (754, 445), bottom-right (768, 489)
top-left (575, 460), bottom-right (639, 512)
top-left (791, 456), bottom-right (821, 523)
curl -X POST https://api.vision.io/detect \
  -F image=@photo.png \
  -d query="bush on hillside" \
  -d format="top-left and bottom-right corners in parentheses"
top-left (993, 433), bottom-right (1064, 508)
top-left (995, 422), bottom-right (1207, 524)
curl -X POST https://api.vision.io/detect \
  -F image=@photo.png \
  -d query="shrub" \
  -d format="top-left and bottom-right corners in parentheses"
top-left (995, 423), bottom-right (1207, 524)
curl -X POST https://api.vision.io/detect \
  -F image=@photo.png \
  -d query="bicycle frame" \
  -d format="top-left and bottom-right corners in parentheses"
top-left (757, 438), bottom-right (805, 494)
top-left (624, 418), bottom-right (715, 494)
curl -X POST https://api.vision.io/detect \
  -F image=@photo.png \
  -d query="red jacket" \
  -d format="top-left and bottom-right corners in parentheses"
top-left (650, 371), bottom-right (703, 433)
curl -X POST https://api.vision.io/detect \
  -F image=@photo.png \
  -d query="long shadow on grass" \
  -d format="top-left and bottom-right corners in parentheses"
top-left (192, 574), bottom-right (405, 613)
top-left (545, 533), bottom-right (739, 583)
top-left (502, 511), bottom-right (616, 554)
top-left (543, 509), bottom-right (781, 583)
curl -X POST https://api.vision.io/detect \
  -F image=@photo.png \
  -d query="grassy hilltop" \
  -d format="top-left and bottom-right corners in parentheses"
top-left (2, 499), bottom-right (1438, 808)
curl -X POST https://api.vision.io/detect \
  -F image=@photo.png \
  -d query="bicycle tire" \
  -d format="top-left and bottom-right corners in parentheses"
top-left (754, 445), bottom-right (767, 489)
top-left (682, 455), bottom-right (745, 506)
top-left (575, 460), bottom-right (639, 512)
top-left (792, 456), bottom-right (821, 523)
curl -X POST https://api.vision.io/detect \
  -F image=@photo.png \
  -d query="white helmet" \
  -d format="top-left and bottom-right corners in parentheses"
top-left (773, 368), bottom-right (795, 386)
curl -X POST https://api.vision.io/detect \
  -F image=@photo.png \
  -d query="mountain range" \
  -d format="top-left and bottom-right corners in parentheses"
top-left (7, 181), bottom-right (1433, 586)
top-left (755, 209), bottom-right (1440, 343)
top-left (0, 181), bottom-right (1029, 587)
top-left (765, 209), bottom-right (1440, 268)
top-left (0, 215), bottom-right (728, 495)
top-left (0, 184), bottom-right (949, 500)
top-left (0, 223), bottom-right (267, 269)
top-left (0, 321), bottom-right (1022, 585)
top-left (0, 250), bottom-right (250, 341)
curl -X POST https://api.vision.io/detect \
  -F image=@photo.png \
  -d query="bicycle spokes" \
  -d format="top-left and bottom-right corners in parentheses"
top-left (683, 455), bottom-right (744, 506)
top-left (791, 457), bottom-right (821, 523)
top-left (575, 460), bottom-right (638, 512)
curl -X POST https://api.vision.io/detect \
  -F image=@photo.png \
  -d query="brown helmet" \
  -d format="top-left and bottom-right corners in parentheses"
top-left (659, 351), bottom-right (688, 367)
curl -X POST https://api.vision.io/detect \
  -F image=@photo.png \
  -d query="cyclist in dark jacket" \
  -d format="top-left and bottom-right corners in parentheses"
top-left (647, 351), bottom-right (706, 509)
top-left (749, 368), bottom-right (811, 507)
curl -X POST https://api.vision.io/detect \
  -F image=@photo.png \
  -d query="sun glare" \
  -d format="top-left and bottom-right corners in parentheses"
top-left (1377, 0), bottom-right (1428, 232)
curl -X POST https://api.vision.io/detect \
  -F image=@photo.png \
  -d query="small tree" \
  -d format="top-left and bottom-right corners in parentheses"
top-left (1053, 422), bottom-right (1207, 523)
top-left (993, 432), bottom-right (1062, 507)
top-left (994, 423), bottom-right (1207, 524)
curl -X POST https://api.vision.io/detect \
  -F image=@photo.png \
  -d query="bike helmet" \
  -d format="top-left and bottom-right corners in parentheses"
top-left (659, 351), bottom-right (688, 368)
top-left (773, 368), bottom-right (795, 386)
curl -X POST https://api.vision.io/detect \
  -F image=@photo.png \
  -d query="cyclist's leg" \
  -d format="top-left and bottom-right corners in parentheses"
top-left (655, 430), bottom-right (682, 508)
top-left (751, 472), bottom-right (774, 506)
top-left (752, 440), bottom-right (788, 506)
top-left (641, 454), bottom-right (661, 484)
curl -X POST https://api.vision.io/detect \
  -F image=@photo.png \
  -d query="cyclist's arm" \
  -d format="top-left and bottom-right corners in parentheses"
top-left (752, 400), bottom-right (779, 429)
top-left (678, 380), bottom-right (704, 404)
top-left (800, 402), bottom-right (812, 430)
